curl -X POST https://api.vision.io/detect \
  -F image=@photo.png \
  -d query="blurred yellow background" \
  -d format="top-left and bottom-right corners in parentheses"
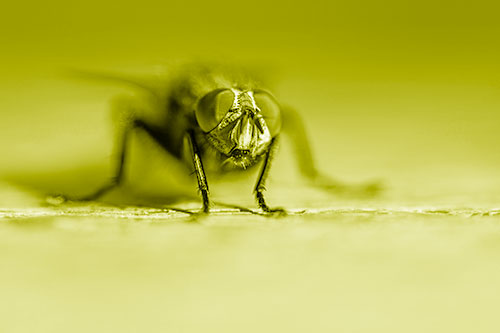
top-left (2, 0), bottom-right (500, 203)
top-left (2, 1), bottom-right (500, 332)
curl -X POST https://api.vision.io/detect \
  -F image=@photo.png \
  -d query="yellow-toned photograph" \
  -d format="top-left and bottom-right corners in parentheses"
top-left (1, 0), bottom-right (500, 332)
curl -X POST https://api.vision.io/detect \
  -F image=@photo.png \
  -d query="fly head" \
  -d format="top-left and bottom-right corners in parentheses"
top-left (195, 88), bottom-right (281, 169)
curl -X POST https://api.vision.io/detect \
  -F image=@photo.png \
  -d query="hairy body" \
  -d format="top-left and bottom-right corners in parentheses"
top-left (73, 63), bottom-right (377, 214)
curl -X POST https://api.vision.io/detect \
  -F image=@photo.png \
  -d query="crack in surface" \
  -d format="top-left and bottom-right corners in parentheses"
top-left (2, 207), bottom-right (500, 220)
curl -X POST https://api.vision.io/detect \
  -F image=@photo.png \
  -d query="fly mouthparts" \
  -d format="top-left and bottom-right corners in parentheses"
top-left (231, 148), bottom-right (251, 158)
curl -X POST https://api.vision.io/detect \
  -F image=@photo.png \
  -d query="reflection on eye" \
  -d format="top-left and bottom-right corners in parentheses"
top-left (254, 92), bottom-right (281, 136)
top-left (196, 89), bottom-right (235, 132)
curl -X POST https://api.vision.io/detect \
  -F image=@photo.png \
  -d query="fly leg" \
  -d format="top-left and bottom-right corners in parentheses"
top-left (186, 130), bottom-right (210, 213)
top-left (74, 120), bottom-right (133, 201)
top-left (254, 137), bottom-right (286, 215)
top-left (281, 106), bottom-right (380, 196)
top-left (78, 118), bottom-right (170, 201)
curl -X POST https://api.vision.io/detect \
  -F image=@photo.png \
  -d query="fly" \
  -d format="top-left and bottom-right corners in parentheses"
top-left (69, 64), bottom-right (378, 214)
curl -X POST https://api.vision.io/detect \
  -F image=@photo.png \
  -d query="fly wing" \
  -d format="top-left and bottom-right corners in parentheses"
top-left (64, 67), bottom-right (172, 101)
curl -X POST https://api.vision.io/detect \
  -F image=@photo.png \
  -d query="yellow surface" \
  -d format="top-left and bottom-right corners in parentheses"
top-left (1, 1), bottom-right (500, 332)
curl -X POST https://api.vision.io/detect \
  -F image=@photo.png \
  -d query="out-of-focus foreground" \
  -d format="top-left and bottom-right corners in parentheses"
top-left (2, 0), bottom-right (500, 332)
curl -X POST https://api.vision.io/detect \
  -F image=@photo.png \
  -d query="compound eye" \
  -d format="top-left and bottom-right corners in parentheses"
top-left (195, 89), bottom-right (235, 132)
top-left (254, 92), bottom-right (281, 136)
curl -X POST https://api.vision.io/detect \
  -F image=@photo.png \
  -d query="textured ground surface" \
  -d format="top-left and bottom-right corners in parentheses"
top-left (2, 185), bottom-right (500, 332)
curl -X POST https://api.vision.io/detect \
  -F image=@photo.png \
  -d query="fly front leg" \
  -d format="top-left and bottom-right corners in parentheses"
top-left (187, 130), bottom-right (210, 213)
top-left (254, 137), bottom-right (286, 215)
